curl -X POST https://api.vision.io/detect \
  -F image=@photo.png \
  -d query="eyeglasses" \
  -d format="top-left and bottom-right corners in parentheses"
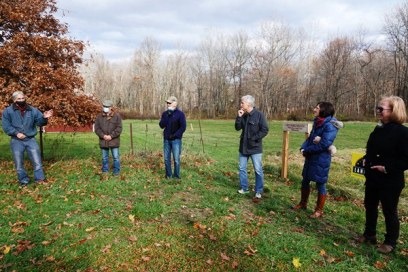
top-left (166, 102), bottom-right (172, 104)
top-left (376, 106), bottom-right (392, 113)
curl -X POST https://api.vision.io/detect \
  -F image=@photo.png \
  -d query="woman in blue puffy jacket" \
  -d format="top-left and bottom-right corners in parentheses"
top-left (292, 102), bottom-right (341, 218)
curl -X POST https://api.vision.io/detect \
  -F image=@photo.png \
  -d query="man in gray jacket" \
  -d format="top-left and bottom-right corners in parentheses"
top-left (94, 100), bottom-right (122, 176)
top-left (235, 95), bottom-right (269, 201)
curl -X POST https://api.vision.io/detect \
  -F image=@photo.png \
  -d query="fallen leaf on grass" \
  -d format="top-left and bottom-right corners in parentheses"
top-left (292, 257), bottom-right (301, 268)
top-left (3, 245), bottom-right (11, 254)
top-left (193, 222), bottom-right (206, 230)
top-left (14, 240), bottom-right (34, 255)
top-left (13, 200), bottom-right (26, 210)
top-left (101, 244), bottom-right (111, 254)
top-left (128, 214), bottom-right (135, 223)
top-left (220, 252), bottom-right (230, 261)
top-left (292, 227), bottom-right (304, 233)
top-left (11, 226), bottom-right (25, 234)
top-left (374, 260), bottom-right (387, 269)
top-left (225, 214), bottom-right (236, 220)
top-left (206, 259), bottom-right (213, 265)
top-left (85, 227), bottom-right (96, 232)
top-left (344, 250), bottom-right (354, 257)
top-left (41, 221), bottom-right (54, 226)
top-left (46, 255), bottom-right (55, 262)
top-left (128, 236), bottom-right (137, 242)
top-left (243, 245), bottom-right (257, 256)
top-left (141, 256), bottom-right (150, 262)
top-left (63, 221), bottom-right (74, 227)
top-left (41, 241), bottom-right (51, 246)
top-left (9, 221), bottom-right (28, 234)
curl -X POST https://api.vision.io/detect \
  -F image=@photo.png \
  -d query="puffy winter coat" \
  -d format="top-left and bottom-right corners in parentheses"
top-left (301, 116), bottom-right (339, 183)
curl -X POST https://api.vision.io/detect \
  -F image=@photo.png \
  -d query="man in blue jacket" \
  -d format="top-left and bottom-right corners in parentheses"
top-left (235, 95), bottom-right (269, 201)
top-left (2, 91), bottom-right (53, 186)
top-left (159, 96), bottom-right (186, 179)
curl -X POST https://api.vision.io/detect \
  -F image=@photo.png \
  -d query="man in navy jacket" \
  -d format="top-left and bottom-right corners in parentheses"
top-left (159, 96), bottom-right (186, 179)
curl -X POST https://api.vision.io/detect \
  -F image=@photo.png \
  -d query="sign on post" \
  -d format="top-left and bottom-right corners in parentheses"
top-left (281, 122), bottom-right (312, 179)
top-left (351, 152), bottom-right (365, 179)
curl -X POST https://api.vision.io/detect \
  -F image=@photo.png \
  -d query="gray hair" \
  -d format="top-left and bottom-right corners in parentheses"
top-left (241, 95), bottom-right (255, 107)
top-left (12, 91), bottom-right (25, 102)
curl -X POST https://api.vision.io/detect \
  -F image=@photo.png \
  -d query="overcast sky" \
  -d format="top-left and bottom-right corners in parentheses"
top-left (56, 0), bottom-right (404, 63)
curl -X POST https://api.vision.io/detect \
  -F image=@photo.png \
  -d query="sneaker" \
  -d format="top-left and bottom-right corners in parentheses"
top-left (255, 193), bottom-right (262, 199)
top-left (237, 189), bottom-right (249, 194)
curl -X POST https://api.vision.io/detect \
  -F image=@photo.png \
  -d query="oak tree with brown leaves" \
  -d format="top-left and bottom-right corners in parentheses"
top-left (0, 0), bottom-right (100, 126)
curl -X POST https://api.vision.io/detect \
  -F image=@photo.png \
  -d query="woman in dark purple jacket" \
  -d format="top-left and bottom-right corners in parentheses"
top-left (292, 102), bottom-right (340, 218)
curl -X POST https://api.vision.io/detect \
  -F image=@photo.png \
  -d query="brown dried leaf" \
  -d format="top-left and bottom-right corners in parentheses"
top-left (101, 244), bottom-right (111, 254)
top-left (374, 260), bottom-right (387, 269)
top-left (128, 236), bottom-right (137, 242)
top-left (46, 255), bottom-right (55, 262)
top-left (344, 250), bottom-right (355, 257)
top-left (220, 252), bottom-right (230, 261)
top-left (41, 241), bottom-right (51, 246)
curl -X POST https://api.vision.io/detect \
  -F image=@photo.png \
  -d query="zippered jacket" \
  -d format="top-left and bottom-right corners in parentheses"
top-left (2, 104), bottom-right (48, 138)
top-left (94, 112), bottom-right (122, 148)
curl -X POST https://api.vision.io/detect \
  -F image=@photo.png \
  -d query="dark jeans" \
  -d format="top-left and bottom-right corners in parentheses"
top-left (163, 138), bottom-right (182, 178)
top-left (363, 185), bottom-right (403, 247)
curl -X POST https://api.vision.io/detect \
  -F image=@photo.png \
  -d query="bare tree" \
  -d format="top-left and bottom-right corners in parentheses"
top-left (312, 37), bottom-right (357, 111)
top-left (130, 37), bottom-right (161, 116)
top-left (197, 32), bottom-right (230, 118)
top-left (223, 31), bottom-right (252, 111)
top-left (384, 1), bottom-right (408, 101)
top-left (248, 22), bottom-right (299, 117)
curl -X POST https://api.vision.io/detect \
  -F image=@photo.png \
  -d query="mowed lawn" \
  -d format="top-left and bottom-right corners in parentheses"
top-left (0, 120), bottom-right (406, 271)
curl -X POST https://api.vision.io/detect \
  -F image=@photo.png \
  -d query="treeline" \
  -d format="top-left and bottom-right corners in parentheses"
top-left (80, 2), bottom-right (408, 121)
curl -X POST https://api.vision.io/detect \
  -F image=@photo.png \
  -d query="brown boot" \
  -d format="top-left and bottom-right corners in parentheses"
top-left (310, 193), bottom-right (326, 218)
top-left (292, 188), bottom-right (310, 210)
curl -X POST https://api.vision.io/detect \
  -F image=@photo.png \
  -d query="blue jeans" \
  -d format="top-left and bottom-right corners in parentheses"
top-left (163, 139), bottom-right (182, 178)
top-left (10, 137), bottom-right (45, 184)
top-left (101, 147), bottom-right (120, 175)
top-left (238, 152), bottom-right (264, 193)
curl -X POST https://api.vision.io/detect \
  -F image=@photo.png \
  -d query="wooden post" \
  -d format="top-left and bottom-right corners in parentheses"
top-left (280, 122), bottom-right (311, 179)
top-left (281, 130), bottom-right (289, 179)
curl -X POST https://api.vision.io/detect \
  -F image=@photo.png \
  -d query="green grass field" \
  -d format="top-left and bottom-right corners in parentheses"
top-left (0, 120), bottom-right (406, 271)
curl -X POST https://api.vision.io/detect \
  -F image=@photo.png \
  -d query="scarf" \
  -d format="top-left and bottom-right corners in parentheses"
top-left (315, 117), bottom-right (325, 127)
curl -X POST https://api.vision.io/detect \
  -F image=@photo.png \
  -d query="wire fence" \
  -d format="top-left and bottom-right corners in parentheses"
top-left (0, 119), bottom-right (219, 161)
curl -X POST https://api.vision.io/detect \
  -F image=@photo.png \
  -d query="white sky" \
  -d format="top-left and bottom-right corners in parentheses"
top-left (55, 0), bottom-right (404, 63)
